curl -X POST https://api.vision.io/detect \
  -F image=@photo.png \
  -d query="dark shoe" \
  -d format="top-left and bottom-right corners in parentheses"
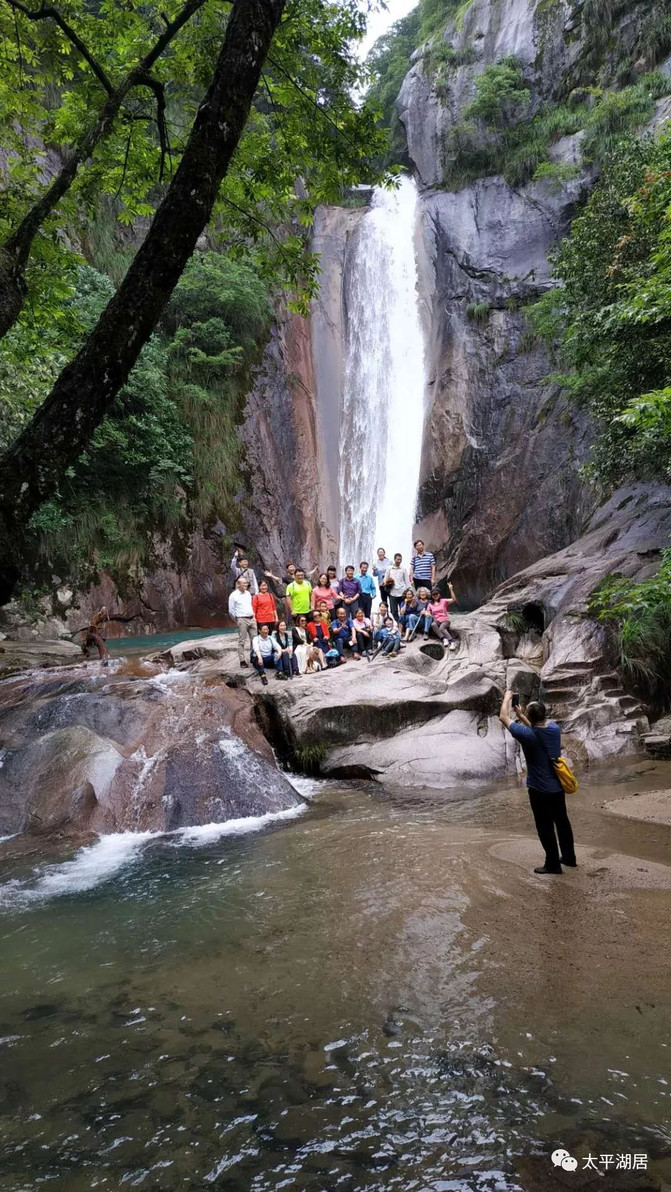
top-left (261, 675), bottom-right (268, 686)
top-left (560, 858), bottom-right (577, 867)
top-left (240, 660), bottom-right (249, 668)
top-left (534, 865), bottom-right (562, 875)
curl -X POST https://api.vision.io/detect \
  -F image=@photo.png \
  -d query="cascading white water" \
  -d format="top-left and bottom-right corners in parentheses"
top-left (338, 176), bottom-right (427, 574)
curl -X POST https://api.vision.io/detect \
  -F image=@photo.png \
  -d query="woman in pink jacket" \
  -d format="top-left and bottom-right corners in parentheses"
top-left (426, 584), bottom-right (458, 651)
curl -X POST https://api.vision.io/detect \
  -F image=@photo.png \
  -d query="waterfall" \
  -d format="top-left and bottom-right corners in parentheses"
top-left (338, 176), bottom-right (427, 574)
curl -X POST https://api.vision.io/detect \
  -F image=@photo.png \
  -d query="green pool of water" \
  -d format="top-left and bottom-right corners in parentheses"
top-left (106, 627), bottom-right (233, 657)
top-left (1, 766), bottom-right (670, 1191)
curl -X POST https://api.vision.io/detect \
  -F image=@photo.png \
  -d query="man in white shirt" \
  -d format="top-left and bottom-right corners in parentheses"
top-left (251, 624), bottom-right (281, 686)
top-left (381, 553), bottom-right (411, 619)
top-left (228, 577), bottom-right (256, 667)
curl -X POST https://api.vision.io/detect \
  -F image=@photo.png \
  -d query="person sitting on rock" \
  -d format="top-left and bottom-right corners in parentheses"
top-left (499, 690), bottom-right (577, 875)
top-left (311, 573), bottom-right (336, 614)
top-left (331, 606), bottom-right (356, 662)
top-left (351, 607), bottom-right (373, 659)
top-left (398, 587), bottom-right (419, 640)
top-left (250, 623), bottom-right (281, 685)
top-left (231, 548), bottom-right (259, 595)
top-left (374, 603), bottom-right (398, 634)
top-left (307, 609), bottom-right (333, 656)
top-left (374, 616), bottom-right (402, 658)
top-left (413, 587), bottom-right (433, 640)
top-left (426, 584), bottom-right (458, 651)
top-left (78, 607), bottom-right (110, 665)
top-left (292, 616), bottom-right (323, 674)
top-left (271, 620), bottom-right (297, 679)
top-left (252, 580), bottom-right (278, 633)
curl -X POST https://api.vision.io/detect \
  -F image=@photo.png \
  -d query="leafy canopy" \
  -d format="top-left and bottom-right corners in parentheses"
top-left (0, 0), bottom-right (387, 318)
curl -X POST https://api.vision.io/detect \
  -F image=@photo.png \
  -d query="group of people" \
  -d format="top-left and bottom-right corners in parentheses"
top-left (227, 542), bottom-right (459, 684)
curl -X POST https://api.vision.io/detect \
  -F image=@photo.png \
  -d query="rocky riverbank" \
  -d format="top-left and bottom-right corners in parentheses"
top-left (2, 484), bottom-right (669, 835)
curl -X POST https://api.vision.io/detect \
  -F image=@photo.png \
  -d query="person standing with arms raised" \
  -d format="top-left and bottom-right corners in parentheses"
top-left (409, 540), bottom-right (436, 592)
top-left (231, 549), bottom-right (259, 595)
top-left (499, 690), bottom-right (577, 874)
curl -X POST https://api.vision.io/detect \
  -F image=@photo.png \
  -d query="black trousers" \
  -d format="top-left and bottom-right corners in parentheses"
top-left (528, 787), bottom-right (576, 869)
top-left (359, 592), bottom-right (372, 617)
top-left (387, 593), bottom-right (401, 619)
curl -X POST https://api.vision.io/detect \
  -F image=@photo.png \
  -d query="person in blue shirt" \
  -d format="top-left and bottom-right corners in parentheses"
top-left (499, 689), bottom-right (576, 875)
top-left (356, 561), bottom-right (377, 618)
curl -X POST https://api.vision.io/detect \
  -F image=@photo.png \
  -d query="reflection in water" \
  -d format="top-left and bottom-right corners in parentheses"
top-left (1, 772), bottom-right (670, 1190)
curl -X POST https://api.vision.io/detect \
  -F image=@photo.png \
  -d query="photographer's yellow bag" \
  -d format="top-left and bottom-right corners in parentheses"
top-left (554, 756), bottom-right (579, 794)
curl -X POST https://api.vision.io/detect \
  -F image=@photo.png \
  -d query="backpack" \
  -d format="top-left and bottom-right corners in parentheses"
top-left (533, 727), bottom-right (579, 794)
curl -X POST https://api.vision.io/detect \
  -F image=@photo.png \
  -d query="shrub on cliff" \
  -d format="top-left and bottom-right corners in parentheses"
top-left (588, 550), bottom-right (671, 706)
top-left (532, 131), bottom-right (671, 488)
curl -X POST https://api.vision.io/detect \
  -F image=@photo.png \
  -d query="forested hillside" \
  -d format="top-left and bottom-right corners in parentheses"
top-left (0, 0), bottom-right (384, 603)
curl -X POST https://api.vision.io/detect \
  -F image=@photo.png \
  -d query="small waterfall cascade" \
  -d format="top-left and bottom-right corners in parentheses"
top-left (338, 176), bottom-right (427, 573)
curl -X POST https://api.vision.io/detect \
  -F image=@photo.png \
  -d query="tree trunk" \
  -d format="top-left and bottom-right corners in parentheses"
top-left (0, 0), bottom-right (285, 604)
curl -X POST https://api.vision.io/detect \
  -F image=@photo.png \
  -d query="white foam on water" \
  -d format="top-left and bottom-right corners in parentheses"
top-left (0, 833), bottom-right (16, 843)
top-left (172, 803), bottom-right (306, 847)
top-left (0, 831), bottom-right (157, 909)
top-left (286, 775), bottom-right (328, 801)
top-left (0, 803), bottom-right (308, 907)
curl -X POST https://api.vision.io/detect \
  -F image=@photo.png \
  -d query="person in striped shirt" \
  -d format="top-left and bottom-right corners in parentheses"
top-left (410, 540), bottom-right (436, 591)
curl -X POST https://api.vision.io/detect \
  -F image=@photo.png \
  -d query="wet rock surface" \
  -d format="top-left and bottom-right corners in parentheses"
top-left (0, 662), bottom-right (301, 838)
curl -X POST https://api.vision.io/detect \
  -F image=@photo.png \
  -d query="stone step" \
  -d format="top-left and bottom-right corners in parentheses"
top-left (615, 695), bottom-right (643, 710)
top-left (542, 687), bottom-right (579, 702)
top-left (643, 734), bottom-right (671, 757)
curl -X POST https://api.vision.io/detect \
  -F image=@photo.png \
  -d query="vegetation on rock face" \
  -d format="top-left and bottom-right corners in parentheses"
top-left (588, 550), bottom-right (671, 706)
top-left (2, 255), bottom-right (270, 587)
top-left (532, 131), bottom-right (671, 488)
top-left (0, 0), bottom-right (388, 601)
top-left (444, 67), bottom-right (670, 188)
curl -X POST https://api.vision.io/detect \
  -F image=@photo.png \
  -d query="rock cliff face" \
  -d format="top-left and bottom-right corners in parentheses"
top-left (397, 0), bottom-right (591, 603)
top-left (396, 0), bottom-right (671, 603)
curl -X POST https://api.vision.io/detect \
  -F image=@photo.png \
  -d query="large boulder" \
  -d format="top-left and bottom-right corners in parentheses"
top-left (0, 663), bottom-right (301, 838)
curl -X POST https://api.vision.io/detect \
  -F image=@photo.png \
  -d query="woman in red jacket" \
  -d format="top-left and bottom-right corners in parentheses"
top-left (252, 581), bottom-right (278, 632)
top-left (307, 609), bottom-right (333, 656)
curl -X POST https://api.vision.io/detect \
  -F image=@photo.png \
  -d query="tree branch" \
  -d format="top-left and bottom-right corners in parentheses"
top-left (4, 0), bottom-right (113, 94)
top-left (266, 53), bottom-right (357, 151)
top-left (0, 0), bottom-right (213, 340)
top-left (135, 71), bottom-right (169, 182)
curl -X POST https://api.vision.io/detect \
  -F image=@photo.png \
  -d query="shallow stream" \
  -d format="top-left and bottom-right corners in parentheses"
top-left (1, 762), bottom-right (670, 1191)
